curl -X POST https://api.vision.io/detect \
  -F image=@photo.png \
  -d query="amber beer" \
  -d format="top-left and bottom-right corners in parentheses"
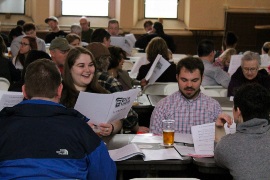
top-left (162, 119), bottom-right (175, 146)
top-left (163, 130), bottom-right (174, 145)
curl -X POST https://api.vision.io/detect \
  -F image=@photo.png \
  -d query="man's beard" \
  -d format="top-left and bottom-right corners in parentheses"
top-left (180, 87), bottom-right (200, 99)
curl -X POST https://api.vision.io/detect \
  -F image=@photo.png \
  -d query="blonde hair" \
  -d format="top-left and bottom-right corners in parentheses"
top-left (219, 48), bottom-right (237, 67)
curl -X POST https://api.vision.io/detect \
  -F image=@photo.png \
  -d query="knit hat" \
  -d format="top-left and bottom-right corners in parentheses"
top-left (45, 16), bottom-right (59, 23)
top-left (86, 42), bottom-right (110, 60)
top-left (49, 38), bottom-right (70, 51)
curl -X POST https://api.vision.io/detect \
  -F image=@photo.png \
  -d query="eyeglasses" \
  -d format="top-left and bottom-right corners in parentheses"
top-left (242, 67), bottom-right (258, 73)
top-left (20, 42), bottom-right (30, 46)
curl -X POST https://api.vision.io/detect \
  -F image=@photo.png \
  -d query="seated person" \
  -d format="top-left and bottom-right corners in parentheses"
top-left (61, 46), bottom-right (122, 136)
top-left (70, 24), bottom-right (82, 36)
top-left (9, 50), bottom-right (51, 92)
top-left (12, 36), bottom-right (38, 70)
top-left (79, 16), bottom-right (94, 43)
top-left (108, 46), bottom-right (139, 90)
top-left (223, 31), bottom-right (238, 51)
top-left (143, 20), bottom-right (153, 34)
top-left (215, 83), bottom-right (270, 179)
top-left (86, 44), bottom-right (147, 133)
top-left (91, 28), bottom-right (111, 48)
top-left (213, 48), bottom-right (236, 72)
top-left (0, 59), bottom-right (116, 179)
top-left (8, 26), bottom-right (23, 48)
top-left (0, 32), bottom-right (9, 47)
top-left (86, 42), bottom-right (123, 93)
top-left (107, 19), bottom-right (120, 36)
top-left (227, 51), bottom-right (270, 97)
top-left (150, 56), bottom-right (222, 134)
top-left (261, 41), bottom-right (270, 56)
top-left (216, 31), bottom-right (239, 58)
top-left (135, 22), bottom-right (176, 53)
top-left (49, 37), bottom-right (71, 74)
top-left (198, 39), bottom-right (230, 88)
top-left (11, 23), bottom-right (46, 58)
top-left (44, 16), bottom-right (67, 43)
top-left (66, 33), bottom-right (81, 47)
top-left (16, 19), bottom-right (25, 27)
top-left (262, 42), bottom-right (270, 73)
top-left (136, 37), bottom-right (177, 87)
top-left (108, 46), bottom-right (149, 133)
top-left (0, 36), bottom-right (20, 84)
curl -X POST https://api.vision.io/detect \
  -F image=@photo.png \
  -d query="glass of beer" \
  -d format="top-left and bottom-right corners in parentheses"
top-left (162, 119), bottom-right (175, 146)
top-left (7, 47), bottom-right (12, 58)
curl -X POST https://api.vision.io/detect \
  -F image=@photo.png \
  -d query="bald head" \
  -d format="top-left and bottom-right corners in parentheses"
top-left (80, 16), bottom-right (90, 31)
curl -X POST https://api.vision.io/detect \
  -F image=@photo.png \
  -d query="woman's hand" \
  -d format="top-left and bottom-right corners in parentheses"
top-left (99, 123), bottom-right (114, 136)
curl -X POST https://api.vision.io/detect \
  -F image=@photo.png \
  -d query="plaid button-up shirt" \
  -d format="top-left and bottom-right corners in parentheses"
top-left (150, 91), bottom-right (222, 134)
top-left (96, 72), bottom-right (123, 93)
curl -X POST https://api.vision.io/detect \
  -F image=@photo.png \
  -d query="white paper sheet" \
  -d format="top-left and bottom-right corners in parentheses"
top-left (110, 34), bottom-right (136, 55)
top-left (131, 134), bottom-right (163, 143)
top-left (129, 56), bottom-right (148, 78)
top-left (174, 144), bottom-right (196, 156)
top-left (145, 54), bottom-right (171, 84)
top-left (142, 148), bottom-right (183, 161)
top-left (228, 55), bottom-right (242, 76)
top-left (110, 36), bottom-right (125, 47)
top-left (191, 122), bottom-right (215, 156)
top-left (109, 143), bottom-right (183, 161)
top-left (260, 54), bottom-right (270, 67)
top-left (74, 89), bottom-right (140, 124)
top-left (224, 121), bottom-right (236, 134)
top-left (137, 94), bottom-right (151, 106)
top-left (0, 91), bottom-right (24, 111)
top-left (174, 133), bottom-right (193, 144)
top-left (109, 143), bottom-right (144, 161)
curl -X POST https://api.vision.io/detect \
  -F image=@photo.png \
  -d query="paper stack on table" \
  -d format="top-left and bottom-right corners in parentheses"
top-left (109, 143), bottom-right (183, 161)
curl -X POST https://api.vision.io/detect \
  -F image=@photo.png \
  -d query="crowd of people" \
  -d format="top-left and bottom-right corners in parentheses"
top-left (0, 16), bottom-right (270, 179)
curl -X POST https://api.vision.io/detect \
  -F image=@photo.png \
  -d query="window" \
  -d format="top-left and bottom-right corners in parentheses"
top-left (145, 0), bottom-right (178, 19)
top-left (0, 0), bottom-right (25, 14)
top-left (62, 0), bottom-right (109, 16)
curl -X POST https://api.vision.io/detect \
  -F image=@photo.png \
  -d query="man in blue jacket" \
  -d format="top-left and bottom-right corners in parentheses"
top-left (0, 59), bottom-right (116, 179)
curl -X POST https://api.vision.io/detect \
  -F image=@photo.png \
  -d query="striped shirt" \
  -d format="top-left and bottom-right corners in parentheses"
top-left (150, 91), bottom-right (222, 134)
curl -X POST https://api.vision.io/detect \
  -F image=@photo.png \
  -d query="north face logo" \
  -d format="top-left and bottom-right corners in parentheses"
top-left (56, 149), bottom-right (68, 155)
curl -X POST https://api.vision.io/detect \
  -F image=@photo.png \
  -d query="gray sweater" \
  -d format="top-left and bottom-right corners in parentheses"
top-left (215, 118), bottom-right (270, 180)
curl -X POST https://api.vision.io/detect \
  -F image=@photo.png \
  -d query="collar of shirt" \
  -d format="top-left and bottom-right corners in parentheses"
top-left (19, 99), bottom-right (64, 107)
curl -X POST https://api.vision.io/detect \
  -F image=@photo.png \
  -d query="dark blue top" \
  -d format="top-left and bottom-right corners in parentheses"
top-left (0, 99), bottom-right (116, 179)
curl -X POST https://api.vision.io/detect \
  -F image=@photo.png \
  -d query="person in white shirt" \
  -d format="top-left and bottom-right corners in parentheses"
top-left (198, 39), bottom-right (230, 88)
top-left (10, 23), bottom-right (46, 58)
